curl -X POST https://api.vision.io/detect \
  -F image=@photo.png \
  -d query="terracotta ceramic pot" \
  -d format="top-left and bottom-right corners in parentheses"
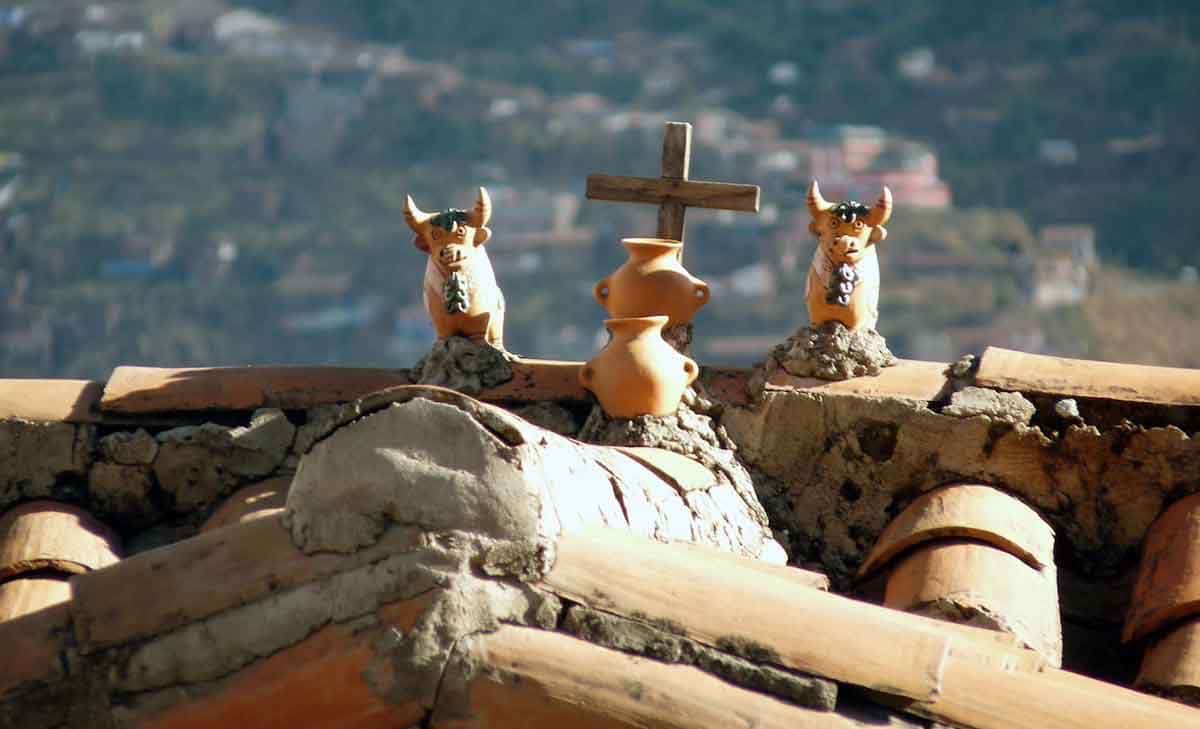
top-left (580, 316), bottom-right (699, 418)
top-left (594, 238), bottom-right (710, 326)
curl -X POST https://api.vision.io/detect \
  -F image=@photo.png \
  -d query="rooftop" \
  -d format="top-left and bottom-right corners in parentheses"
top-left (1, 346), bottom-right (1199, 726)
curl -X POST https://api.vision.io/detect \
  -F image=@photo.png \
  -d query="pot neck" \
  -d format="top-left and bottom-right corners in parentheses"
top-left (605, 315), bottom-right (668, 338)
top-left (622, 238), bottom-right (682, 262)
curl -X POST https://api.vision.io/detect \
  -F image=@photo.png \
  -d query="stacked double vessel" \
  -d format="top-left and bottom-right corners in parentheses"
top-left (580, 238), bottom-right (710, 418)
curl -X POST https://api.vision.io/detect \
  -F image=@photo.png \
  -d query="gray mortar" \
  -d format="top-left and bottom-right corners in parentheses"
top-left (722, 379), bottom-right (1200, 590)
top-left (98, 429), bottom-right (158, 466)
top-left (662, 322), bottom-right (692, 355)
top-left (153, 409), bottom-right (293, 514)
top-left (109, 550), bottom-right (448, 693)
top-left (285, 398), bottom-right (542, 554)
top-left (769, 321), bottom-right (896, 381)
top-left (1054, 398), bottom-right (1084, 425)
top-left (413, 336), bottom-right (514, 396)
top-left (560, 605), bottom-right (837, 711)
top-left (942, 386), bottom-right (1036, 425)
top-left (0, 419), bottom-right (94, 509)
top-left (88, 463), bottom-right (161, 529)
top-left (508, 402), bottom-right (581, 436)
top-left (576, 392), bottom-right (778, 555)
top-left (105, 532), bottom-right (562, 727)
top-left (1139, 683), bottom-right (1200, 709)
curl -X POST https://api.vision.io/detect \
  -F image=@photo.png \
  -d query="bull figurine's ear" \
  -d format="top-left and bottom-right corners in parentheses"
top-left (869, 226), bottom-right (888, 244)
top-left (474, 226), bottom-right (491, 246)
top-left (412, 233), bottom-right (430, 253)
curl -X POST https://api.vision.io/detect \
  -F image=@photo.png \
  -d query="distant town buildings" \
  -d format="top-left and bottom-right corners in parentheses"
top-left (1030, 224), bottom-right (1097, 309)
top-left (808, 125), bottom-right (952, 209)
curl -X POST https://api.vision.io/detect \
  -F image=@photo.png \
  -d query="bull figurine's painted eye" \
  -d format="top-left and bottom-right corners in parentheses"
top-left (853, 219), bottom-right (864, 230)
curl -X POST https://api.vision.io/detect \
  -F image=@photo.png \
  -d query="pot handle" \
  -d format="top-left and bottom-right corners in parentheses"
top-left (682, 357), bottom-right (698, 385)
top-left (693, 281), bottom-right (710, 306)
top-left (593, 278), bottom-right (610, 307)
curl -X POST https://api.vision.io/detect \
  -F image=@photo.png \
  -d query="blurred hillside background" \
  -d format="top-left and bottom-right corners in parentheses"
top-left (1, 0), bottom-right (1198, 377)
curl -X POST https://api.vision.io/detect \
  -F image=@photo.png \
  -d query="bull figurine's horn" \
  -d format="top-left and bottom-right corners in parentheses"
top-left (403, 195), bottom-right (433, 234)
top-left (807, 179), bottom-right (833, 217)
top-left (466, 186), bottom-right (491, 228)
top-left (866, 186), bottom-right (893, 228)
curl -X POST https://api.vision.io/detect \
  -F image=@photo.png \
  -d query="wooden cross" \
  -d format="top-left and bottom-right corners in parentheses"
top-left (586, 121), bottom-right (760, 253)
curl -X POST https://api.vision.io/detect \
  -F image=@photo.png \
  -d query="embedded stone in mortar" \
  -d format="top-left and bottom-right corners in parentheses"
top-left (662, 322), bottom-right (693, 355)
top-left (942, 386), bottom-right (1035, 425)
top-left (771, 321), bottom-right (895, 381)
top-left (414, 336), bottom-right (514, 396)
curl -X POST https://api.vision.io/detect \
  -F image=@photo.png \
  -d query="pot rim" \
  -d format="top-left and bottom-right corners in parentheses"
top-left (621, 237), bottom-right (682, 250)
top-left (603, 315), bottom-right (669, 332)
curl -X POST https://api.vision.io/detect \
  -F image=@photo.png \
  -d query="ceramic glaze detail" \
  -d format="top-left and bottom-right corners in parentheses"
top-left (804, 180), bottom-right (892, 331)
top-left (404, 187), bottom-right (505, 348)
top-left (594, 238), bottom-right (710, 327)
top-left (580, 316), bottom-right (699, 418)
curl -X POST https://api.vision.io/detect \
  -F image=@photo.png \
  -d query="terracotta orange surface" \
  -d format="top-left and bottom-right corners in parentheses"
top-left (594, 238), bottom-right (710, 327)
top-left (404, 187), bottom-right (505, 348)
top-left (859, 483), bottom-right (1055, 578)
top-left (200, 477), bottom-right (290, 533)
top-left (540, 527), bottom-right (1193, 728)
top-left (884, 540), bottom-right (1061, 665)
top-left (100, 365), bottom-right (414, 414)
top-left (581, 316), bottom-right (698, 418)
top-left (0, 576), bottom-right (71, 622)
top-left (976, 346), bottom-right (1200, 406)
top-left (0, 601), bottom-right (70, 697)
top-left (0, 500), bottom-right (120, 580)
top-left (542, 527), bottom-right (949, 702)
top-left (932, 651), bottom-right (1198, 729)
top-left (1126, 493), bottom-right (1200, 642)
top-left (462, 624), bottom-right (856, 729)
top-left (0, 379), bottom-right (103, 423)
top-left (803, 180), bottom-right (892, 332)
top-left (613, 446), bottom-right (717, 492)
top-left (696, 366), bottom-right (752, 406)
top-left (1137, 617), bottom-right (1200, 698)
top-left (479, 358), bottom-right (588, 402)
top-left (71, 514), bottom-right (421, 652)
top-left (129, 593), bottom-right (436, 729)
top-left (765, 358), bottom-right (949, 402)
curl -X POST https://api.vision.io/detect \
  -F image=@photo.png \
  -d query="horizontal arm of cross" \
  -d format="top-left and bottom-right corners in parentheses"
top-left (586, 174), bottom-right (760, 213)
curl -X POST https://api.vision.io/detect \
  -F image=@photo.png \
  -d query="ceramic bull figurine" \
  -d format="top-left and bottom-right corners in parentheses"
top-left (404, 187), bottom-right (505, 348)
top-left (804, 180), bottom-right (893, 331)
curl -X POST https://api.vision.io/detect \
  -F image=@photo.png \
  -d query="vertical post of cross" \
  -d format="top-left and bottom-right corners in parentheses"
top-left (657, 122), bottom-right (691, 250)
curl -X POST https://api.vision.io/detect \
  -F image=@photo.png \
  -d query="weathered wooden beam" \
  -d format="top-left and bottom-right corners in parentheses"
top-left (585, 175), bottom-right (760, 213)
top-left (657, 121), bottom-right (692, 242)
